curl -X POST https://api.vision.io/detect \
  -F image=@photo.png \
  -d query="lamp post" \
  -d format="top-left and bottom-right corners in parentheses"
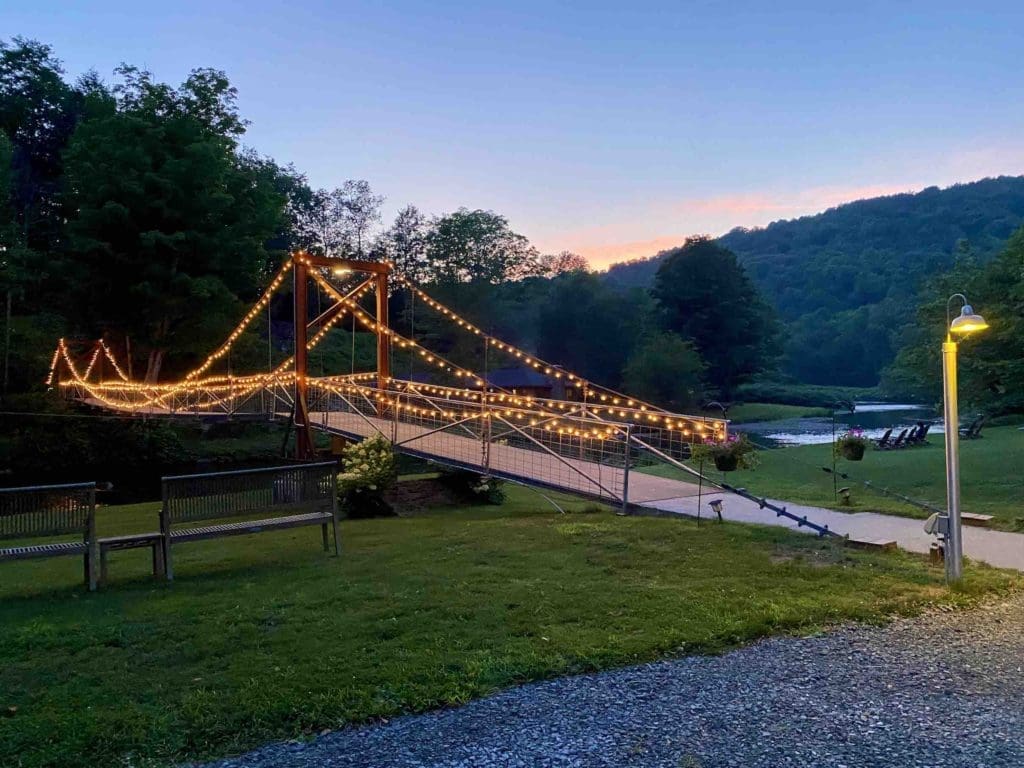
top-left (941, 294), bottom-right (988, 583)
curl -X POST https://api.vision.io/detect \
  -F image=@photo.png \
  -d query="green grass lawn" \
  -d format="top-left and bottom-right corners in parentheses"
top-left (725, 402), bottom-right (832, 423)
top-left (643, 425), bottom-right (1024, 529)
top-left (1, 488), bottom-right (1020, 768)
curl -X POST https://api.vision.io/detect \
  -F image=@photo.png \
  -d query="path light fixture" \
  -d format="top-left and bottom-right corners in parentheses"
top-left (708, 498), bottom-right (724, 521)
top-left (941, 294), bottom-right (988, 583)
top-left (697, 401), bottom-right (729, 521)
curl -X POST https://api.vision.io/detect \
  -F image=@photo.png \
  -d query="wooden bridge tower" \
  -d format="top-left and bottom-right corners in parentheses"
top-left (292, 253), bottom-right (391, 460)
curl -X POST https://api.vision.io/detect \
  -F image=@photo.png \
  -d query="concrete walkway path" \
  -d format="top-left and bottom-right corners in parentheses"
top-left (640, 490), bottom-right (1024, 571)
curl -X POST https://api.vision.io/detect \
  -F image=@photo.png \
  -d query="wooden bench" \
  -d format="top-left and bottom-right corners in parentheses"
top-left (98, 532), bottom-right (165, 586)
top-left (0, 482), bottom-right (99, 591)
top-left (159, 462), bottom-right (339, 580)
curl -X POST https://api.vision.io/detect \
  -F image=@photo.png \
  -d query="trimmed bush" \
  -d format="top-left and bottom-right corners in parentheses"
top-left (336, 434), bottom-right (397, 518)
top-left (438, 468), bottom-right (506, 505)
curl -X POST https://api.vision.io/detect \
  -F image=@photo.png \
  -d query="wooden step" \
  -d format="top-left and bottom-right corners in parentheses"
top-left (845, 537), bottom-right (897, 552)
top-left (961, 512), bottom-right (994, 528)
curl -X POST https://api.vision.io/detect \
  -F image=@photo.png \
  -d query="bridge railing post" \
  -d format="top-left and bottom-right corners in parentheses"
top-left (482, 402), bottom-right (492, 474)
top-left (621, 423), bottom-right (632, 515)
top-left (391, 389), bottom-right (399, 443)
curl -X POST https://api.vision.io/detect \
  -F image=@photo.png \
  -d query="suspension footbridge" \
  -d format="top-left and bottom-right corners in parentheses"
top-left (47, 252), bottom-right (835, 535)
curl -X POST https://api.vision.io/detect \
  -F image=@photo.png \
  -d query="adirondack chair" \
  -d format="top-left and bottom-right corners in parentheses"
top-left (960, 415), bottom-right (987, 440)
top-left (906, 422), bottom-right (931, 446)
top-left (958, 416), bottom-right (981, 439)
top-left (873, 427), bottom-right (893, 450)
top-left (913, 423), bottom-right (932, 445)
top-left (889, 428), bottom-right (910, 450)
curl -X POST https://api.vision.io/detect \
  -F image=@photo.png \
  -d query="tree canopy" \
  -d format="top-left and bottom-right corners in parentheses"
top-left (424, 208), bottom-right (540, 284)
top-left (883, 225), bottom-right (1024, 415)
top-left (621, 332), bottom-right (705, 410)
top-left (652, 236), bottom-right (778, 396)
top-left (61, 65), bottom-right (288, 381)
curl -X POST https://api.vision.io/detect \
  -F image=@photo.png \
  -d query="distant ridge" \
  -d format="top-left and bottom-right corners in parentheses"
top-left (603, 175), bottom-right (1024, 385)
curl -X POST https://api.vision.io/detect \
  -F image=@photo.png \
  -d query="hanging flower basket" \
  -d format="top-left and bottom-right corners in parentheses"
top-left (835, 429), bottom-right (868, 462)
top-left (714, 454), bottom-right (739, 472)
top-left (691, 434), bottom-right (759, 472)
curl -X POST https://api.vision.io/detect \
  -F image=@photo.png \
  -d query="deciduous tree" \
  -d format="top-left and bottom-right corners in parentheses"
top-left (621, 332), bottom-right (705, 410)
top-left (653, 236), bottom-right (778, 396)
top-left (425, 208), bottom-right (540, 284)
top-left (539, 250), bottom-right (589, 276)
top-left (537, 272), bottom-right (656, 387)
top-left (377, 204), bottom-right (429, 282)
top-left (0, 38), bottom-right (83, 254)
top-left (62, 66), bottom-right (287, 381)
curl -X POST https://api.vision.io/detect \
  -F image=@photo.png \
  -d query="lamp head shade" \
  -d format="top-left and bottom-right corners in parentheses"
top-left (950, 304), bottom-right (988, 335)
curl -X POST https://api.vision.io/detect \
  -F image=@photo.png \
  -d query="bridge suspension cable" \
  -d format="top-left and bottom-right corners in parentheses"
top-left (183, 262), bottom-right (293, 381)
top-left (45, 267), bottom-right (375, 411)
top-left (395, 276), bottom-right (669, 414)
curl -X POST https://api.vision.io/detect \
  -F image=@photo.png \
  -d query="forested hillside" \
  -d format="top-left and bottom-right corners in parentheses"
top-left (604, 177), bottom-right (1024, 385)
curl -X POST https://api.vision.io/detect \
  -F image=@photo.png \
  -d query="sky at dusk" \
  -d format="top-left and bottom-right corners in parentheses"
top-left (5, 1), bottom-right (1024, 267)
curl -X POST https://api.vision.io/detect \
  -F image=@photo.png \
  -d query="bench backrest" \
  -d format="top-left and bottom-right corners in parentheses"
top-left (161, 462), bottom-right (336, 527)
top-left (0, 482), bottom-right (96, 541)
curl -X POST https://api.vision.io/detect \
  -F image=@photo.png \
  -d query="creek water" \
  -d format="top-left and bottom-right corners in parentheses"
top-left (734, 403), bottom-right (941, 447)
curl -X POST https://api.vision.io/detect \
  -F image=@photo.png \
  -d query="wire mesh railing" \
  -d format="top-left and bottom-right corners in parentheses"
top-left (309, 379), bottom-right (637, 503)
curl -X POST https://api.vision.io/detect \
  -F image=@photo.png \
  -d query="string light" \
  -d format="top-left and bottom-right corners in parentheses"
top-left (310, 270), bottom-right (488, 386)
top-left (395, 275), bottom-right (675, 415)
top-left (45, 253), bottom-right (726, 442)
top-left (184, 262), bottom-right (293, 381)
top-left (99, 340), bottom-right (130, 381)
top-left (44, 343), bottom-right (63, 386)
top-left (81, 343), bottom-right (102, 380)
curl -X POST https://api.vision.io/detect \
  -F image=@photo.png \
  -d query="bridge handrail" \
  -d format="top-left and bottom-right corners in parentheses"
top-left (329, 377), bottom-right (726, 439)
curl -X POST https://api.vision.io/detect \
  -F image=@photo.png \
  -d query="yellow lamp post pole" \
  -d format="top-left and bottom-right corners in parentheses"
top-left (941, 294), bottom-right (988, 583)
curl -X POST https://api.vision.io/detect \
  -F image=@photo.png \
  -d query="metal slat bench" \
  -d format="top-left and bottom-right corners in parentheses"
top-left (0, 482), bottom-right (99, 591)
top-left (159, 462), bottom-right (339, 580)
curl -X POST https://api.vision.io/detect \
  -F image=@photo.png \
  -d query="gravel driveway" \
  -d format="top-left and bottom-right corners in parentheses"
top-left (203, 595), bottom-right (1024, 768)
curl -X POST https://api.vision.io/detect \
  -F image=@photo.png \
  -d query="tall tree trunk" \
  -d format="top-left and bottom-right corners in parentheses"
top-left (145, 349), bottom-right (164, 383)
top-left (144, 318), bottom-right (171, 383)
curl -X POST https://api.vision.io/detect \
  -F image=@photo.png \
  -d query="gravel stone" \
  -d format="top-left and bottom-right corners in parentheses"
top-left (201, 595), bottom-right (1024, 768)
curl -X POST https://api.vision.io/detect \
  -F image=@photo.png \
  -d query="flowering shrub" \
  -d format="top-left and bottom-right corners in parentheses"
top-left (336, 433), bottom-right (397, 517)
top-left (689, 433), bottom-right (759, 471)
top-left (834, 429), bottom-right (868, 461)
top-left (438, 468), bottom-right (506, 504)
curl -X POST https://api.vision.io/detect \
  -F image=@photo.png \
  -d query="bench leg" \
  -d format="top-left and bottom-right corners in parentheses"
top-left (86, 542), bottom-right (99, 592)
top-left (331, 514), bottom-right (341, 557)
top-left (162, 538), bottom-right (174, 581)
top-left (321, 523), bottom-right (329, 552)
top-left (152, 542), bottom-right (165, 579)
top-left (100, 547), bottom-right (109, 587)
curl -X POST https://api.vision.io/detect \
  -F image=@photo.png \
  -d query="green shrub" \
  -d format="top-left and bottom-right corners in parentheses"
top-left (438, 468), bottom-right (506, 504)
top-left (336, 434), bottom-right (397, 518)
